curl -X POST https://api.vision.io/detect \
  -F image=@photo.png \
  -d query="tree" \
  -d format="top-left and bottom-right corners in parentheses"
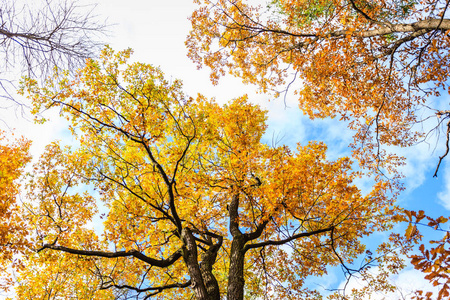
top-left (0, 132), bottom-right (31, 290)
top-left (14, 47), bottom-right (405, 299)
top-left (186, 0), bottom-right (450, 298)
top-left (187, 0), bottom-right (450, 175)
top-left (0, 0), bottom-right (107, 104)
top-left (0, 0), bottom-right (105, 291)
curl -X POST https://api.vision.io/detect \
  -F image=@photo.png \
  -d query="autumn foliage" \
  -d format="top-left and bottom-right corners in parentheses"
top-left (1, 0), bottom-right (448, 297)
top-left (187, 0), bottom-right (450, 298)
top-left (404, 210), bottom-right (450, 300)
top-left (5, 47), bottom-right (409, 299)
top-left (0, 132), bottom-right (31, 290)
top-left (187, 0), bottom-right (450, 174)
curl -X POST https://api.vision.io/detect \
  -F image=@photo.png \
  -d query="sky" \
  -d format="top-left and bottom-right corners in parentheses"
top-left (1, 0), bottom-right (448, 298)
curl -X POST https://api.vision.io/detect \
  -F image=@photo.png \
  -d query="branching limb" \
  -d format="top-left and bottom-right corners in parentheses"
top-left (100, 280), bottom-right (191, 296)
top-left (244, 226), bottom-right (334, 252)
top-left (36, 244), bottom-right (183, 268)
top-left (245, 219), bottom-right (270, 241)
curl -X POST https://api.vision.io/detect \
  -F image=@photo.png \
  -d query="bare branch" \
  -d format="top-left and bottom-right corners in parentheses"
top-left (434, 118), bottom-right (450, 177)
top-left (0, 0), bottom-right (108, 106)
top-left (0, 0), bottom-right (108, 77)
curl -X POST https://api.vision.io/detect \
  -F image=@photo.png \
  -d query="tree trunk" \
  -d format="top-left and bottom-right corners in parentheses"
top-left (227, 235), bottom-right (246, 300)
top-left (200, 243), bottom-right (221, 300)
top-left (227, 193), bottom-right (247, 300)
top-left (181, 228), bottom-right (210, 300)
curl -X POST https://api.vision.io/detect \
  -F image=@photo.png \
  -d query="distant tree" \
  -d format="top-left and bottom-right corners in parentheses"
top-left (0, 0), bottom-right (107, 104)
top-left (13, 47), bottom-right (408, 300)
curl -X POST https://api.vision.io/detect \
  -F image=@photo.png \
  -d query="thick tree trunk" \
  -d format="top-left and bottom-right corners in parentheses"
top-left (181, 228), bottom-right (210, 300)
top-left (227, 235), bottom-right (246, 300)
top-left (200, 244), bottom-right (221, 300)
top-left (227, 193), bottom-right (247, 300)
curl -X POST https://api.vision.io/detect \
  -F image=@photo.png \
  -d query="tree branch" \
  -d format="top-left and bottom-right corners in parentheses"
top-left (101, 279), bottom-right (191, 294)
top-left (244, 219), bottom-right (270, 241)
top-left (36, 244), bottom-right (183, 268)
top-left (434, 118), bottom-right (450, 177)
top-left (244, 226), bottom-right (334, 251)
top-left (229, 193), bottom-right (242, 237)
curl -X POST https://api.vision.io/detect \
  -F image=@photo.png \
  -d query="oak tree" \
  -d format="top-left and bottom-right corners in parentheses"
top-left (187, 0), bottom-right (450, 298)
top-left (14, 47), bottom-right (405, 299)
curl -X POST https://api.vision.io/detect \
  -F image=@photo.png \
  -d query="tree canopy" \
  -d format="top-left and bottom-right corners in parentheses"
top-left (187, 0), bottom-right (450, 298)
top-left (1, 0), bottom-right (449, 298)
top-left (187, 0), bottom-right (450, 175)
top-left (10, 47), bottom-right (408, 300)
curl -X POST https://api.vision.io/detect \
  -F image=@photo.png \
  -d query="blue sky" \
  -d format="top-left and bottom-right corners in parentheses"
top-left (1, 0), bottom-right (448, 298)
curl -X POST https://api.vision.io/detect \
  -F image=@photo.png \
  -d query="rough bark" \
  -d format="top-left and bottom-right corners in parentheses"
top-left (200, 243), bottom-right (221, 300)
top-left (227, 193), bottom-right (247, 300)
top-left (181, 227), bottom-right (210, 300)
top-left (227, 235), bottom-right (247, 300)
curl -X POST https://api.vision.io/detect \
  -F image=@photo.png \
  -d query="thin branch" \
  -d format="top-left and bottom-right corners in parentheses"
top-left (434, 118), bottom-right (450, 177)
top-left (244, 226), bottom-right (334, 251)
